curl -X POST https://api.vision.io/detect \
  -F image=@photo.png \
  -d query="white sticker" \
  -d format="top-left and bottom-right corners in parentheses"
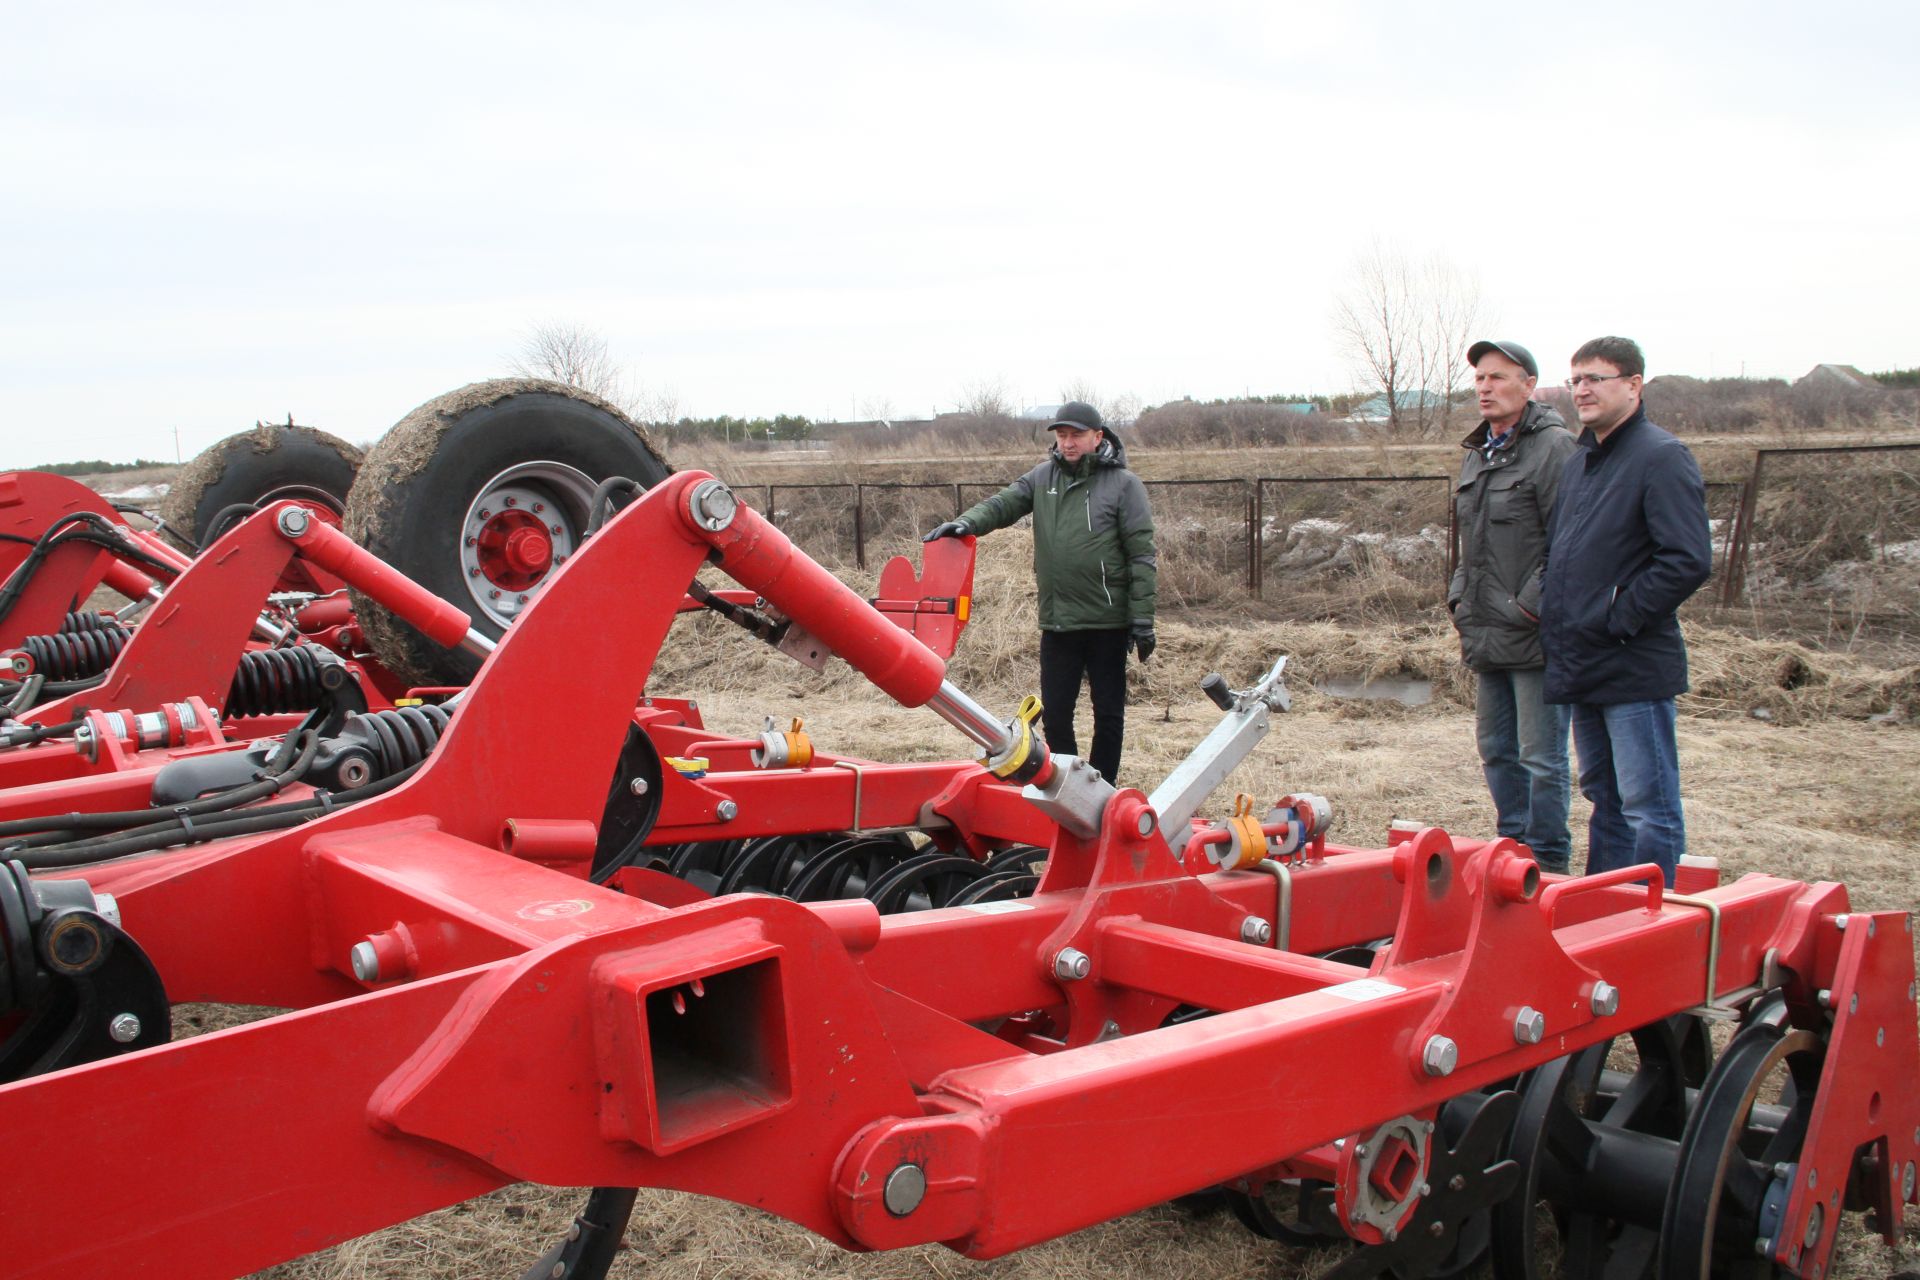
top-left (517, 899), bottom-right (594, 921)
top-left (1322, 978), bottom-right (1405, 1002)
top-left (961, 900), bottom-right (1035, 915)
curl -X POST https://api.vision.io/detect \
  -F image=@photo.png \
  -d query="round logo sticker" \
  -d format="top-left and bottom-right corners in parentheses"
top-left (517, 899), bottom-right (594, 920)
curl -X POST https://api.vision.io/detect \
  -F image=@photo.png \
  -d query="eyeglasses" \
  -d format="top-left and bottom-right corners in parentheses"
top-left (1565, 373), bottom-right (1633, 389)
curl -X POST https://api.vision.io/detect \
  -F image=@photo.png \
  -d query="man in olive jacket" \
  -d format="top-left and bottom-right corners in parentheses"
top-left (1449, 340), bottom-right (1580, 873)
top-left (923, 401), bottom-right (1157, 784)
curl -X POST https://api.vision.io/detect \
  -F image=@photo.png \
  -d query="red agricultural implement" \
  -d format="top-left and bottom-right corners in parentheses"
top-left (2, 414), bottom-right (1918, 1279)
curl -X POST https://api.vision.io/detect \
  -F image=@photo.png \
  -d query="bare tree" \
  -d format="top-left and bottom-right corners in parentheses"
top-left (1056, 381), bottom-right (1144, 428)
top-left (955, 376), bottom-right (1016, 426)
top-left (513, 322), bottom-right (628, 407)
top-left (1334, 244), bottom-right (1487, 437)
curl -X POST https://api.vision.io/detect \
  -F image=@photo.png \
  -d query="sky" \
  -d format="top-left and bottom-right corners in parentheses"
top-left (2, 0), bottom-right (1915, 466)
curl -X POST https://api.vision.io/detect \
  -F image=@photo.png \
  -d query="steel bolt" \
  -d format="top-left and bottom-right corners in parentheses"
top-left (883, 1163), bottom-right (926, 1217)
top-left (1850, 994), bottom-right (1859, 1014)
top-left (550, 1264), bottom-right (564, 1279)
top-left (1422, 1035), bottom-right (1458, 1078)
top-left (1808, 1169), bottom-right (1818, 1189)
top-left (1448, 1174), bottom-right (1466, 1192)
top-left (469, 567), bottom-right (480, 577)
top-left (1878, 1027), bottom-right (1885, 1046)
top-left (533, 503), bottom-right (544, 513)
top-left (630, 777), bottom-right (649, 796)
top-left (689, 481), bottom-right (740, 532)
top-left (504, 496), bottom-right (517, 507)
top-left (551, 524), bottom-right (563, 535)
top-left (1817, 989), bottom-right (1833, 1008)
top-left (350, 941), bottom-right (381, 983)
top-left (109, 1012), bottom-right (142, 1043)
top-left (276, 507), bottom-right (311, 537)
top-left (1835, 914), bottom-right (1850, 931)
top-left (1869, 919), bottom-right (1877, 937)
top-left (465, 536), bottom-right (477, 546)
top-left (716, 799), bottom-right (738, 822)
top-left (1053, 948), bottom-right (1091, 982)
top-left (1513, 1006), bottom-right (1546, 1045)
top-left (479, 508), bottom-right (491, 519)
top-left (1383, 1226), bottom-right (1398, 1243)
top-left (1240, 916), bottom-right (1273, 946)
top-left (1590, 981), bottom-right (1620, 1016)
top-left (1355, 1143), bottom-right (1370, 1159)
top-left (1903, 1162), bottom-right (1915, 1199)
top-left (1428, 1221), bottom-right (1445, 1238)
top-left (1804, 1202), bottom-right (1824, 1248)
top-left (517, 594), bottom-right (529, 604)
top-left (488, 589), bottom-right (501, 599)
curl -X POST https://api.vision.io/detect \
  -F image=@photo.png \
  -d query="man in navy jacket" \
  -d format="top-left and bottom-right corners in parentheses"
top-left (1539, 337), bottom-right (1712, 884)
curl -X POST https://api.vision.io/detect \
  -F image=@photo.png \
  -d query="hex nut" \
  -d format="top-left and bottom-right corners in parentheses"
top-left (277, 507), bottom-right (311, 537)
top-left (109, 1012), bottom-right (142, 1043)
top-left (1422, 1035), bottom-right (1458, 1077)
top-left (1053, 948), bottom-right (1091, 982)
top-left (716, 800), bottom-right (738, 822)
top-left (1240, 916), bottom-right (1273, 946)
top-left (1513, 1007), bottom-right (1546, 1045)
top-left (1590, 981), bottom-right (1621, 1016)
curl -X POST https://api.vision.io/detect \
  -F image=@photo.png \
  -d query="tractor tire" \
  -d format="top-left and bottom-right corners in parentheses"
top-left (343, 379), bottom-right (671, 689)
top-left (160, 423), bottom-right (363, 552)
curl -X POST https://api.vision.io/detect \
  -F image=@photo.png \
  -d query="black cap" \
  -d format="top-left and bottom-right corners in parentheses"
top-left (1467, 340), bottom-right (1538, 379)
top-left (1046, 401), bottom-right (1103, 432)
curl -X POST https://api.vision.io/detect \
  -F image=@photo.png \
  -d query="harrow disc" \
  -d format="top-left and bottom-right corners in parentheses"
top-left (1657, 1015), bottom-right (1822, 1279)
top-left (343, 380), bottom-right (671, 688)
top-left (1492, 1015), bottom-right (1711, 1279)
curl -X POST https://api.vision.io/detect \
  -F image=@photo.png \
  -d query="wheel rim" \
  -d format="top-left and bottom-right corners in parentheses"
top-left (458, 461), bottom-right (595, 626)
top-left (1657, 1021), bottom-right (1821, 1280)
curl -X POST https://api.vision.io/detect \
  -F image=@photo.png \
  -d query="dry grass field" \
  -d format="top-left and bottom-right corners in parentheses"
top-left (55, 430), bottom-right (1920, 1278)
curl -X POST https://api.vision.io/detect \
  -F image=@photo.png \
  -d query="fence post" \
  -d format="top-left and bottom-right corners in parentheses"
top-left (953, 482), bottom-right (962, 518)
top-left (1719, 451), bottom-right (1767, 606)
top-left (854, 483), bottom-right (866, 570)
top-left (1248, 483), bottom-right (1262, 598)
top-left (766, 487), bottom-right (779, 528)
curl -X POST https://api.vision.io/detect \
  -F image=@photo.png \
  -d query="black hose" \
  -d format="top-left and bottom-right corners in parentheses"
top-left (0, 730), bottom-right (322, 843)
top-left (9, 754), bottom-right (426, 870)
top-left (585, 476), bottom-right (644, 536)
top-left (203, 502), bottom-right (261, 543)
top-left (0, 513), bottom-right (182, 628)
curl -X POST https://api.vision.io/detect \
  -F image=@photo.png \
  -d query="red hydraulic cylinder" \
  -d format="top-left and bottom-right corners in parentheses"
top-left (274, 505), bottom-right (477, 651)
top-left (678, 480), bottom-right (947, 707)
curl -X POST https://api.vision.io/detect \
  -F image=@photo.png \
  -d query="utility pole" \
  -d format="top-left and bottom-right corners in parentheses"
top-left (174, 426), bottom-right (182, 463)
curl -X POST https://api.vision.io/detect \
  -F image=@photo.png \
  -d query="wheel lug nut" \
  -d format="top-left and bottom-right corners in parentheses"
top-left (479, 508), bottom-right (491, 519)
top-left (489, 589), bottom-right (501, 599)
top-left (551, 524), bottom-right (563, 535)
top-left (504, 496), bottom-right (517, 507)
top-left (468, 567), bottom-right (480, 577)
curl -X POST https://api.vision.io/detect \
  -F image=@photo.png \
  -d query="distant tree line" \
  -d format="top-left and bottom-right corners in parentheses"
top-left (29, 458), bottom-right (170, 477)
top-left (1870, 366), bottom-right (1920, 389)
top-left (651, 414), bottom-right (816, 445)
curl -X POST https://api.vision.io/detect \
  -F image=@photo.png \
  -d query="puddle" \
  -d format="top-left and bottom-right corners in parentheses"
top-left (1316, 674), bottom-right (1433, 707)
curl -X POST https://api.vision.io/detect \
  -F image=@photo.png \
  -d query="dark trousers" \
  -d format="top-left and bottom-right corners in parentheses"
top-left (1039, 628), bottom-right (1130, 784)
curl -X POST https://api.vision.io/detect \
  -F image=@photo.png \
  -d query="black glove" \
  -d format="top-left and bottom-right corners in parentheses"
top-left (1130, 621), bottom-right (1156, 662)
top-left (922, 520), bottom-right (971, 543)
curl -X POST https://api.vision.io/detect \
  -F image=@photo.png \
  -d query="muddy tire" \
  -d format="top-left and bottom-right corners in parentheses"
top-left (343, 379), bottom-right (671, 688)
top-left (160, 424), bottom-right (363, 551)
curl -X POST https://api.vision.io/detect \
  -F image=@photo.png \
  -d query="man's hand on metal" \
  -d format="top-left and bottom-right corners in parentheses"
top-left (922, 520), bottom-right (971, 543)
top-left (1130, 620), bottom-right (1156, 662)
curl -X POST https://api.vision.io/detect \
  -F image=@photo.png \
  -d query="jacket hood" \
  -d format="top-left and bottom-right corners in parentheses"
top-left (1459, 399), bottom-right (1566, 450)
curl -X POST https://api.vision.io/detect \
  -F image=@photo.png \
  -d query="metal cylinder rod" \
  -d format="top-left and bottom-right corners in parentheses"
top-left (925, 680), bottom-right (1013, 756)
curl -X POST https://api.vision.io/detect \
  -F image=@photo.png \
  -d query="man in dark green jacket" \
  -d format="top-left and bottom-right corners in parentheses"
top-left (923, 401), bottom-right (1157, 784)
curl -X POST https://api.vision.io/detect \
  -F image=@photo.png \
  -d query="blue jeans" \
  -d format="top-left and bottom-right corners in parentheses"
top-left (1571, 699), bottom-right (1684, 885)
top-left (1476, 668), bottom-right (1572, 873)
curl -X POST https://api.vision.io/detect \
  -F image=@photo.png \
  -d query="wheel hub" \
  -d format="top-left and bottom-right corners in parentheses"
top-left (458, 470), bottom-right (589, 624)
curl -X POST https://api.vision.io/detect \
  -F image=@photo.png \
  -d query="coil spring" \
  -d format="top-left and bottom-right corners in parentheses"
top-left (225, 647), bottom-right (329, 718)
top-left (15, 620), bottom-right (132, 680)
top-left (60, 610), bottom-right (120, 634)
top-left (352, 704), bottom-right (452, 777)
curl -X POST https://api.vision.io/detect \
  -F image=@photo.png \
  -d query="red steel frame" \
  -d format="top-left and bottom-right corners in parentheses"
top-left (1, 471), bottom-right (1914, 1279)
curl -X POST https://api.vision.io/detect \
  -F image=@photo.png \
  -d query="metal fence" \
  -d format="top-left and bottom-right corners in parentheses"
top-left (742, 444), bottom-right (1917, 628)
top-left (1718, 442), bottom-right (1920, 631)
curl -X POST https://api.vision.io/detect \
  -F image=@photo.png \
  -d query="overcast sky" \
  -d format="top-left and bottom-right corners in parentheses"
top-left (3, 1), bottom-right (1915, 466)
